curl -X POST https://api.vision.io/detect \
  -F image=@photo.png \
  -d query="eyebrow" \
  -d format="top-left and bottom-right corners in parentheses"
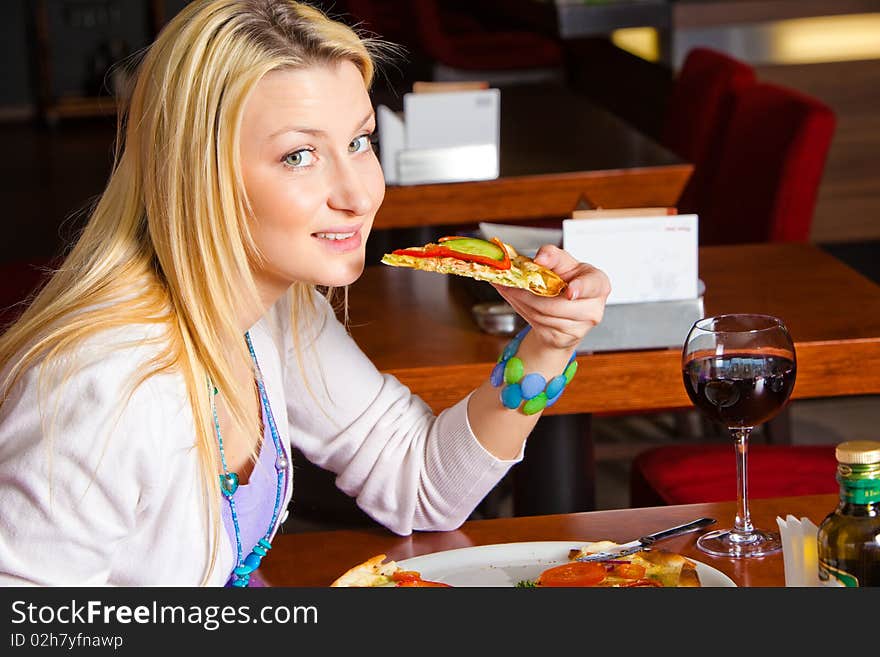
top-left (268, 111), bottom-right (376, 140)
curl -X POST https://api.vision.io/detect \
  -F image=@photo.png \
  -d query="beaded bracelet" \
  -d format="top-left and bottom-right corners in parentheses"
top-left (489, 326), bottom-right (578, 415)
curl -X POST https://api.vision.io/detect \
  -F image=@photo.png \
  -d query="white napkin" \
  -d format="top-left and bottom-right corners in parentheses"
top-left (776, 515), bottom-right (821, 586)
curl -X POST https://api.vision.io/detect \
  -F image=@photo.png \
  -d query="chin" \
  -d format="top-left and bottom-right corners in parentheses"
top-left (313, 259), bottom-right (365, 288)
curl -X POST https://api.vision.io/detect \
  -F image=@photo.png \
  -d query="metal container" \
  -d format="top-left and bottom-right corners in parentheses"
top-left (471, 301), bottom-right (526, 336)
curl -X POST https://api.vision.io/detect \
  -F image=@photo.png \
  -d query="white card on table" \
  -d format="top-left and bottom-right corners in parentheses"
top-left (562, 214), bottom-right (699, 305)
top-left (403, 89), bottom-right (500, 150)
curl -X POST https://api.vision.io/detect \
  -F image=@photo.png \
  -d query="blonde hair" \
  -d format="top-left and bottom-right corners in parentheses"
top-left (0, 0), bottom-right (379, 584)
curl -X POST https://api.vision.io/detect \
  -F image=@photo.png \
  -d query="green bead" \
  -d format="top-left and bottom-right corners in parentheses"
top-left (564, 360), bottom-right (578, 384)
top-left (504, 357), bottom-right (524, 384)
top-left (522, 392), bottom-right (547, 415)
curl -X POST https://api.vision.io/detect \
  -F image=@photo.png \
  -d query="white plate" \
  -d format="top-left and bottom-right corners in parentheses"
top-left (397, 541), bottom-right (736, 587)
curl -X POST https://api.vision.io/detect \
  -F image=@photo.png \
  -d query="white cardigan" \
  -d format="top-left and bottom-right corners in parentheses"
top-left (0, 291), bottom-right (520, 586)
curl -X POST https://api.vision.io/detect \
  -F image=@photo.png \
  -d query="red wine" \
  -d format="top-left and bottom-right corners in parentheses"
top-left (683, 353), bottom-right (796, 428)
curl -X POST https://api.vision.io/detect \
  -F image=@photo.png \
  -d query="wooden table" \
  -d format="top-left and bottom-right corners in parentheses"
top-left (373, 83), bottom-right (691, 229)
top-left (349, 242), bottom-right (880, 415)
top-left (340, 242), bottom-right (880, 514)
top-left (262, 494), bottom-right (837, 587)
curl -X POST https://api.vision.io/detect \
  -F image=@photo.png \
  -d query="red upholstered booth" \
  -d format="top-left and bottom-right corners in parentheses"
top-left (629, 443), bottom-right (840, 508)
top-left (698, 81), bottom-right (836, 245)
top-left (661, 47), bottom-right (756, 215)
top-left (411, 0), bottom-right (563, 72)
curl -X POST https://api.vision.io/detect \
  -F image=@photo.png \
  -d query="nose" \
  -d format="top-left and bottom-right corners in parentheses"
top-left (328, 156), bottom-right (374, 217)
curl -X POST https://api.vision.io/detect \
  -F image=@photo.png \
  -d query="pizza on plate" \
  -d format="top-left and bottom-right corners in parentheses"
top-left (330, 554), bottom-right (451, 587)
top-left (381, 236), bottom-right (567, 298)
top-left (522, 541), bottom-right (701, 588)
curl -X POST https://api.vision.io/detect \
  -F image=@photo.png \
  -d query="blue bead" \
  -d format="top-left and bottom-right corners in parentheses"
top-left (514, 325), bottom-right (531, 341)
top-left (520, 373), bottom-right (547, 399)
top-left (500, 384), bottom-right (523, 409)
top-left (258, 538), bottom-right (272, 550)
top-left (232, 578), bottom-right (249, 587)
top-left (546, 375), bottom-right (567, 399)
top-left (490, 361), bottom-right (506, 387)
top-left (244, 552), bottom-right (262, 569)
top-left (546, 389), bottom-right (564, 407)
top-left (234, 564), bottom-right (254, 576)
top-left (253, 545), bottom-right (267, 557)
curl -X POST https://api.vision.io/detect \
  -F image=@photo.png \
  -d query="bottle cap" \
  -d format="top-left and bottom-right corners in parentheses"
top-left (835, 440), bottom-right (880, 465)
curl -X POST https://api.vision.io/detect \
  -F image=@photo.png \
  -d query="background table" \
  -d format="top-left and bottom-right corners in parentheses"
top-left (373, 83), bottom-right (691, 229)
top-left (262, 494), bottom-right (837, 587)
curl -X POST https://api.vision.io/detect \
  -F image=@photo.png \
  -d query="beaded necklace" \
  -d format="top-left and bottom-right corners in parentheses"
top-left (210, 331), bottom-right (288, 587)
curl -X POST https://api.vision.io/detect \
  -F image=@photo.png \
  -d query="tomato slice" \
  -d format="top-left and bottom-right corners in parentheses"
top-left (396, 579), bottom-right (452, 587)
top-left (536, 561), bottom-right (607, 587)
top-left (391, 570), bottom-right (423, 583)
top-left (391, 237), bottom-right (512, 271)
top-left (391, 570), bottom-right (451, 587)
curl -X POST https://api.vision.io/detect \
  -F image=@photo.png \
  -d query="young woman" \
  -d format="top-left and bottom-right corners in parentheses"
top-left (0, 0), bottom-right (610, 586)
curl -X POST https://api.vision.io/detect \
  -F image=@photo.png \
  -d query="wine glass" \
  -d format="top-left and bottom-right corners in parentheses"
top-left (682, 314), bottom-right (797, 558)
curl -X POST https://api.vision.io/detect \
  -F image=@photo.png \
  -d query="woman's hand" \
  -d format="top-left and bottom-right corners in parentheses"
top-left (492, 244), bottom-right (611, 351)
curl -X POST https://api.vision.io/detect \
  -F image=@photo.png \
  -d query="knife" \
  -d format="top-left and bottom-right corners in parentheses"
top-left (575, 517), bottom-right (717, 562)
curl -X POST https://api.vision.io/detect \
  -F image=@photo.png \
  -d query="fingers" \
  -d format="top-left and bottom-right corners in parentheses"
top-left (565, 265), bottom-right (611, 302)
top-left (494, 283), bottom-right (606, 328)
top-left (533, 244), bottom-right (578, 275)
top-left (532, 246), bottom-right (612, 301)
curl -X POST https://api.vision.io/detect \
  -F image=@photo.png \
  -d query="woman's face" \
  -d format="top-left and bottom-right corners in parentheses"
top-left (240, 61), bottom-right (384, 301)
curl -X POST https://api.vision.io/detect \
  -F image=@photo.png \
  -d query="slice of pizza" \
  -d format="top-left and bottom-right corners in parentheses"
top-left (521, 542), bottom-right (701, 587)
top-left (381, 236), bottom-right (567, 297)
top-left (330, 554), bottom-right (451, 587)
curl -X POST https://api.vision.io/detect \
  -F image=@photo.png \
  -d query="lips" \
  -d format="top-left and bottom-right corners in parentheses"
top-left (311, 223), bottom-right (363, 254)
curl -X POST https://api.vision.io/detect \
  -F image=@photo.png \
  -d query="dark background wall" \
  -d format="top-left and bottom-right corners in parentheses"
top-left (0, 0), bottom-right (192, 114)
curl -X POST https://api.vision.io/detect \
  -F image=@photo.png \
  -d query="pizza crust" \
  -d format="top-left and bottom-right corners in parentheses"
top-left (330, 554), bottom-right (399, 587)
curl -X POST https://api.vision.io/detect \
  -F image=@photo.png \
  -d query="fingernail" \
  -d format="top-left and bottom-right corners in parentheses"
top-left (569, 287), bottom-right (579, 301)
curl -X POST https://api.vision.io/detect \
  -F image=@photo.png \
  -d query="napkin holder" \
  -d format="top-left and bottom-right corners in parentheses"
top-left (576, 290), bottom-right (704, 353)
top-left (377, 88), bottom-right (500, 186)
top-left (776, 515), bottom-right (821, 587)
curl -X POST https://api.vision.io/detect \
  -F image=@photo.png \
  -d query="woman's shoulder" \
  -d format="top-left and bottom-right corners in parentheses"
top-left (2, 321), bottom-right (187, 435)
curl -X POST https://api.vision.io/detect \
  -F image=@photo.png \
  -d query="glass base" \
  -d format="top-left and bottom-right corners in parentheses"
top-left (696, 528), bottom-right (782, 558)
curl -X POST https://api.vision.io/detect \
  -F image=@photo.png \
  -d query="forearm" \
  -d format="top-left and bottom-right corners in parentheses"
top-left (467, 331), bottom-right (575, 460)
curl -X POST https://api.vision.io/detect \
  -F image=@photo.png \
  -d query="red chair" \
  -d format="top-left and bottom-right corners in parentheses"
top-left (661, 47), bottom-right (756, 215)
top-left (629, 443), bottom-right (839, 507)
top-left (698, 81), bottom-right (836, 245)
top-left (411, 0), bottom-right (563, 80)
top-left (343, 0), bottom-right (421, 51)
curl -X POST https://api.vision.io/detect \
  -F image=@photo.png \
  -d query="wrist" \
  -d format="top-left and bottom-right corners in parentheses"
top-left (489, 326), bottom-right (578, 415)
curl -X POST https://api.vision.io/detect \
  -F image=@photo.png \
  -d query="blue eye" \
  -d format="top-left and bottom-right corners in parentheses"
top-left (349, 134), bottom-right (372, 154)
top-left (282, 149), bottom-right (315, 168)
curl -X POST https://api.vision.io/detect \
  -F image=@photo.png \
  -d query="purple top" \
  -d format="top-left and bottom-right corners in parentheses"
top-left (221, 404), bottom-right (287, 587)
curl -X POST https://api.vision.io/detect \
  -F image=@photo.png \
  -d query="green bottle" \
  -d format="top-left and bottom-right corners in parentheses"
top-left (817, 440), bottom-right (880, 587)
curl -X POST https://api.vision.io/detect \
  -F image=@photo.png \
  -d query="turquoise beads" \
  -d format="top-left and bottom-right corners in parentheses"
top-left (231, 538), bottom-right (273, 587)
top-left (491, 326), bottom-right (577, 415)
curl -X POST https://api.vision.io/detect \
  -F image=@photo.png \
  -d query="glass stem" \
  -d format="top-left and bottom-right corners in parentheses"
top-left (731, 427), bottom-right (754, 538)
